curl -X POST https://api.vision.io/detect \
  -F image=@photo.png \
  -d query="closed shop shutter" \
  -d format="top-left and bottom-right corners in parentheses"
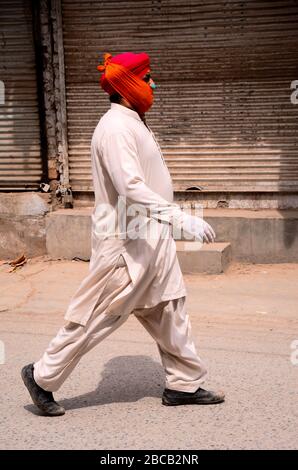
top-left (62, 0), bottom-right (298, 193)
top-left (0, 0), bottom-right (43, 190)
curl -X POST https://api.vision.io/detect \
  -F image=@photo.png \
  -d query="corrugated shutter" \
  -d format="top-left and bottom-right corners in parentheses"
top-left (62, 0), bottom-right (298, 193)
top-left (0, 0), bottom-right (42, 190)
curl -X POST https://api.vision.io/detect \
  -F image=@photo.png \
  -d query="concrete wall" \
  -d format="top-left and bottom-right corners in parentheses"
top-left (46, 208), bottom-right (91, 261)
top-left (73, 191), bottom-right (298, 210)
top-left (0, 193), bottom-right (51, 259)
top-left (175, 192), bottom-right (298, 210)
top-left (1, 196), bottom-right (298, 264)
top-left (205, 209), bottom-right (298, 263)
top-left (45, 208), bottom-right (298, 264)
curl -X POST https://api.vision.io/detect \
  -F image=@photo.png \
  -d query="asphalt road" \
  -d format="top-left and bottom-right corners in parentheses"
top-left (0, 257), bottom-right (297, 450)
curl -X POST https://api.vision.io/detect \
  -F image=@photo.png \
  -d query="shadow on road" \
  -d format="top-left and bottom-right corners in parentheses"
top-left (24, 355), bottom-right (164, 415)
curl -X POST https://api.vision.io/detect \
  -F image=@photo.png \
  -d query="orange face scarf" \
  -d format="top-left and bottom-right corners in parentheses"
top-left (97, 53), bottom-right (153, 115)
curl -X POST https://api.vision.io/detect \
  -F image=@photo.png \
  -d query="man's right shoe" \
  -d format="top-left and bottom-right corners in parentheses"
top-left (21, 363), bottom-right (65, 416)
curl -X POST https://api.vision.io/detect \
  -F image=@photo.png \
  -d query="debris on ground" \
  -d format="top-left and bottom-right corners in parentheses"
top-left (3, 253), bottom-right (28, 272)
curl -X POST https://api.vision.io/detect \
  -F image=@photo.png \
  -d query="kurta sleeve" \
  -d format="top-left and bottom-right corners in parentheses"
top-left (101, 130), bottom-right (208, 241)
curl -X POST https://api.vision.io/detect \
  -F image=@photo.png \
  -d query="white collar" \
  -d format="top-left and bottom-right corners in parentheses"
top-left (110, 102), bottom-right (142, 122)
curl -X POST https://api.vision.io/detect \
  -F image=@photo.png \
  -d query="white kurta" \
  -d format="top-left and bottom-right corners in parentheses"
top-left (64, 103), bottom-right (191, 326)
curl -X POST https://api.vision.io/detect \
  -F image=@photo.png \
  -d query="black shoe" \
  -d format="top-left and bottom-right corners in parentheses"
top-left (162, 387), bottom-right (225, 406)
top-left (21, 363), bottom-right (65, 416)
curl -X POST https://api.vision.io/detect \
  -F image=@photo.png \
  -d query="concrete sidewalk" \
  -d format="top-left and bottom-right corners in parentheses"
top-left (0, 256), bottom-right (297, 450)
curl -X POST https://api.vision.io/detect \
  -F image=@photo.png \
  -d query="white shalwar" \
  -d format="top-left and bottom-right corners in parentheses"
top-left (33, 102), bottom-right (207, 393)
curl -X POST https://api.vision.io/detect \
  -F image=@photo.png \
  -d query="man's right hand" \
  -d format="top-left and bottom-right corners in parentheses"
top-left (201, 219), bottom-right (216, 243)
top-left (182, 214), bottom-right (216, 243)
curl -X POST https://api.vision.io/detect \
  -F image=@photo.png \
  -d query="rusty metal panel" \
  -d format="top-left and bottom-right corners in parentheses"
top-left (62, 0), bottom-right (298, 193)
top-left (0, 0), bottom-right (42, 190)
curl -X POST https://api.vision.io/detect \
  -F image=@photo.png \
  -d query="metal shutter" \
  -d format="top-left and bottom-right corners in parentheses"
top-left (0, 0), bottom-right (42, 190)
top-left (62, 0), bottom-right (298, 193)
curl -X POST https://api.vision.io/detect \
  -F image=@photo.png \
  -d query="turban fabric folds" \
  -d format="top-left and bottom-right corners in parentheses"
top-left (97, 52), bottom-right (153, 114)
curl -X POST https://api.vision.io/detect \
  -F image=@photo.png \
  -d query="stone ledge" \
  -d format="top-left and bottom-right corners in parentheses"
top-left (176, 241), bottom-right (232, 274)
top-left (44, 208), bottom-right (298, 264)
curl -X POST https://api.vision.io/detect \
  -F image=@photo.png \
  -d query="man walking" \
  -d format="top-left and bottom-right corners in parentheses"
top-left (21, 52), bottom-right (224, 416)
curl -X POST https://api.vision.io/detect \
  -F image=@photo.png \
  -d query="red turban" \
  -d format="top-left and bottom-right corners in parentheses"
top-left (97, 52), bottom-right (153, 114)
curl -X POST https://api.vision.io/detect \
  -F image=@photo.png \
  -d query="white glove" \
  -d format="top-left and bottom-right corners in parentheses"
top-left (180, 213), bottom-right (216, 243)
top-left (201, 219), bottom-right (216, 243)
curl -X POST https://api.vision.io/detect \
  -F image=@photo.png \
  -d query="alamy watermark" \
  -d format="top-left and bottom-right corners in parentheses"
top-left (0, 340), bottom-right (5, 365)
top-left (290, 340), bottom-right (298, 366)
top-left (290, 80), bottom-right (298, 104)
top-left (0, 80), bottom-right (4, 105)
top-left (92, 196), bottom-right (205, 247)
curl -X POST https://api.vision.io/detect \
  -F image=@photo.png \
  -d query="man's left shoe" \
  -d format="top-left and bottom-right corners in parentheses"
top-left (162, 387), bottom-right (225, 406)
top-left (21, 363), bottom-right (65, 416)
